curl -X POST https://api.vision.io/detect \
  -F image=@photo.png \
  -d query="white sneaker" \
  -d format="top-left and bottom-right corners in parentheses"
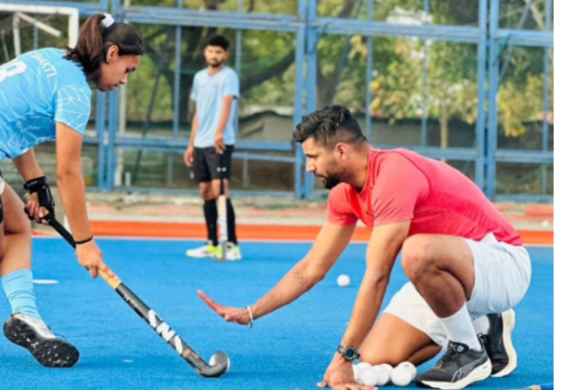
top-left (186, 243), bottom-right (218, 258)
top-left (224, 243), bottom-right (242, 261)
top-left (4, 313), bottom-right (80, 367)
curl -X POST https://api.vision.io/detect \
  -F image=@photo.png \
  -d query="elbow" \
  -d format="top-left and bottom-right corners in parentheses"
top-left (294, 267), bottom-right (326, 292)
top-left (295, 257), bottom-right (329, 291)
top-left (304, 274), bottom-right (324, 292)
top-left (304, 268), bottom-right (327, 289)
top-left (310, 270), bottom-right (327, 285)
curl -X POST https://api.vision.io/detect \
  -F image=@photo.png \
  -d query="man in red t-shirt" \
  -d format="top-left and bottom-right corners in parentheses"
top-left (197, 106), bottom-right (531, 390)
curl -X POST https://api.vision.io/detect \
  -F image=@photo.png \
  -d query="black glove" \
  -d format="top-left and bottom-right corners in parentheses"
top-left (23, 176), bottom-right (55, 220)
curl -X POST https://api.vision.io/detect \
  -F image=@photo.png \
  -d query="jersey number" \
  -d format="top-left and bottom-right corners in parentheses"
top-left (0, 61), bottom-right (27, 83)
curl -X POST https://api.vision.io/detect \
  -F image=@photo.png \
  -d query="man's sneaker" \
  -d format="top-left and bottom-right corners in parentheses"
top-left (224, 243), bottom-right (242, 261)
top-left (480, 309), bottom-right (517, 378)
top-left (186, 243), bottom-right (218, 258)
top-left (416, 339), bottom-right (491, 389)
top-left (213, 242), bottom-right (242, 261)
top-left (4, 313), bottom-right (80, 368)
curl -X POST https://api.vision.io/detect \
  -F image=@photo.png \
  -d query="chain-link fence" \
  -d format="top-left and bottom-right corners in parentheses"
top-left (0, 0), bottom-right (554, 200)
top-left (491, 0), bottom-right (553, 200)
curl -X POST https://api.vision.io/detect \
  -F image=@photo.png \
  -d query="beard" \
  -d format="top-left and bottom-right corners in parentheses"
top-left (319, 173), bottom-right (342, 190)
top-left (207, 59), bottom-right (223, 68)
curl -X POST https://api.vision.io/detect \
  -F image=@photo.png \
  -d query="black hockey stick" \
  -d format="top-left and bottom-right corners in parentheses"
top-left (45, 214), bottom-right (230, 378)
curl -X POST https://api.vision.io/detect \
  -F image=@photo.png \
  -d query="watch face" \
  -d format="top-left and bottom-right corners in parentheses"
top-left (345, 348), bottom-right (356, 359)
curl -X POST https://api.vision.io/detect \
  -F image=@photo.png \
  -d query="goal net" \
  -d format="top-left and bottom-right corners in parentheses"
top-left (0, 4), bottom-right (79, 63)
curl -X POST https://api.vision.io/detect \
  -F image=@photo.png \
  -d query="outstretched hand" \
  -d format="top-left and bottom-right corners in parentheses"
top-left (197, 290), bottom-right (252, 326)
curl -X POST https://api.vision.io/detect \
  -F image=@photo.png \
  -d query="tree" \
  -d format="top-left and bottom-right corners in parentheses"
top-left (128, 0), bottom-right (299, 123)
top-left (498, 73), bottom-right (551, 138)
top-left (369, 38), bottom-right (423, 123)
top-left (426, 41), bottom-right (478, 149)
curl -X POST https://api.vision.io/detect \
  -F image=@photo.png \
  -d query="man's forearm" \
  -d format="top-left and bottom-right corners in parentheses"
top-left (251, 262), bottom-right (324, 319)
top-left (12, 149), bottom-right (44, 181)
top-left (340, 275), bottom-right (389, 348)
top-left (214, 100), bottom-right (232, 136)
top-left (189, 115), bottom-right (198, 147)
top-left (57, 170), bottom-right (92, 241)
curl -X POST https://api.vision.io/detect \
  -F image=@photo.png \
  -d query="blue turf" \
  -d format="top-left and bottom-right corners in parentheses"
top-left (0, 239), bottom-right (553, 390)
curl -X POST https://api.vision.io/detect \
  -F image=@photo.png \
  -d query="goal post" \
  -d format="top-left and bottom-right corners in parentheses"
top-left (0, 4), bottom-right (79, 59)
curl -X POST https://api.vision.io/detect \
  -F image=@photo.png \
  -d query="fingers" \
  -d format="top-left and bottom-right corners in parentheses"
top-left (89, 267), bottom-right (98, 279)
top-left (38, 206), bottom-right (50, 224)
top-left (100, 264), bottom-right (117, 280)
top-left (184, 154), bottom-right (194, 167)
top-left (317, 380), bottom-right (328, 388)
top-left (25, 201), bottom-right (37, 220)
top-left (25, 199), bottom-right (34, 213)
top-left (197, 291), bottom-right (246, 324)
top-left (24, 201), bottom-right (49, 224)
top-left (330, 384), bottom-right (377, 390)
top-left (214, 140), bottom-right (226, 154)
top-left (197, 290), bottom-right (223, 314)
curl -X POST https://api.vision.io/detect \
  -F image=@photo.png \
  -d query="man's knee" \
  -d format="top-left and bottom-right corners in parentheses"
top-left (199, 183), bottom-right (213, 199)
top-left (401, 235), bottom-right (438, 282)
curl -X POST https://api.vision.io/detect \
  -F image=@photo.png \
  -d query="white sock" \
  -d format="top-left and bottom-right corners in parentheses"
top-left (440, 304), bottom-right (482, 351)
top-left (473, 315), bottom-right (490, 336)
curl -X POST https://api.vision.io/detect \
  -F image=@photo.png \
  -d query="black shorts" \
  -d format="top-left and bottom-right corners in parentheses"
top-left (193, 146), bottom-right (234, 183)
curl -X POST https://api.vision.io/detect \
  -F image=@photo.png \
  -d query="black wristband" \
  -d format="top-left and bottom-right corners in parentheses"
top-left (23, 176), bottom-right (55, 218)
top-left (75, 236), bottom-right (93, 245)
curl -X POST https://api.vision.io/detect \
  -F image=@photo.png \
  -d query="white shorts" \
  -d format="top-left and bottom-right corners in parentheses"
top-left (0, 175), bottom-right (5, 196)
top-left (384, 233), bottom-right (532, 346)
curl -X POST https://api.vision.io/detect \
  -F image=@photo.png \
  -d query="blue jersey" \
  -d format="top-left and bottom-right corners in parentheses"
top-left (191, 66), bottom-right (239, 148)
top-left (0, 48), bottom-right (91, 161)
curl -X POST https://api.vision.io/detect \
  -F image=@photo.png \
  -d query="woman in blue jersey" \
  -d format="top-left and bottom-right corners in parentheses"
top-left (0, 14), bottom-right (143, 367)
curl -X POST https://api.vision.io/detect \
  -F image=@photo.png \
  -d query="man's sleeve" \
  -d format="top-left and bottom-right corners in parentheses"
top-left (326, 186), bottom-right (358, 226)
top-left (222, 71), bottom-right (239, 99)
top-left (54, 85), bottom-right (92, 134)
top-left (372, 155), bottom-right (430, 226)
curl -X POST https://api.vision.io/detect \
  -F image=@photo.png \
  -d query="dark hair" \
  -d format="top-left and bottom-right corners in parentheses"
top-left (205, 35), bottom-right (230, 51)
top-left (293, 105), bottom-right (367, 148)
top-left (64, 14), bottom-right (144, 76)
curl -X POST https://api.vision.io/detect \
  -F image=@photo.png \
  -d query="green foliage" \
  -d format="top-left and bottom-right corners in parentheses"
top-left (106, 0), bottom-right (551, 143)
top-left (498, 74), bottom-right (551, 137)
top-left (369, 38), bottom-right (423, 123)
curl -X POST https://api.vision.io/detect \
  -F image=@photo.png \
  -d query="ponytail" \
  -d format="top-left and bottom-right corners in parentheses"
top-left (64, 14), bottom-right (144, 77)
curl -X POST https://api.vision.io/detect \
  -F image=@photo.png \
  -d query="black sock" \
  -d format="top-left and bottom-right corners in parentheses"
top-left (227, 198), bottom-right (237, 245)
top-left (203, 199), bottom-right (218, 246)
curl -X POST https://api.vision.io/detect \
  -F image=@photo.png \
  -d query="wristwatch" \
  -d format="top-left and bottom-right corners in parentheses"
top-left (337, 345), bottom-right (360, 361)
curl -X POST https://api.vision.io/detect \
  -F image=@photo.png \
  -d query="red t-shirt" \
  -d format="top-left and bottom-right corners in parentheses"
top-left (327, 148), bottom-right (522, 245)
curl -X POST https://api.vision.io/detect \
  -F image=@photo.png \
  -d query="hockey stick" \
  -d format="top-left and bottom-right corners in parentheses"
top-left (45, 214), bottom-right (230, 377)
